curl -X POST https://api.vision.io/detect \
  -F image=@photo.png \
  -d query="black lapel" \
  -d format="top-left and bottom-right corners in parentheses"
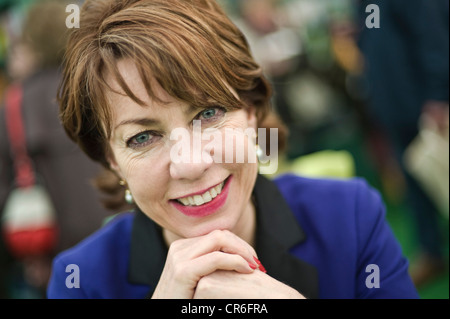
top-left (128, 209), bottom-right (167, 291)
top-left (253, 174), bottom-right (319, 299)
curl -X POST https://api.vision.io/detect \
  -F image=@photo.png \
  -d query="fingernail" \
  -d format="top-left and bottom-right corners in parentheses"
top-left (248, 262), bottom-right (258, 270)
top-left (253, 256), bottom-right (267, 273)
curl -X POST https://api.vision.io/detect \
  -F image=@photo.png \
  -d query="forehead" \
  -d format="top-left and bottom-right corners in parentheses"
top-left (106, 58), bottom-right (173, 107)
top-left (105, 58), bottom-right (240, 116)
top-left (105, 59), bottom-right (224, 134)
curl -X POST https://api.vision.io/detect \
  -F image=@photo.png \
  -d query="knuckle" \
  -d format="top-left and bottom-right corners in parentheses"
top-left (210, 251), bottom-right (245, 269)
top-left (168, 247), bottom-right (182, 263)
top-left (210, 229), bottom-right (224, 238)
top-left (221, 229), bottom-right (234, 238)
top-left (196, 274), bottom-right (214, 292)
top-left (209, 229), bottom-right (226, 242)
top-left (168, 239), bottom-right (183, 252)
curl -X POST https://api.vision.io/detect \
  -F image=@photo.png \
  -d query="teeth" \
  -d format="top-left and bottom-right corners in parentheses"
top-left (194, 195), bottom-right (204, 206)
top-left (202, 191), bottom-right (212, 203)
top-left (177, 181), bottom-right (225, 206)
top-left (179, 198), bottom-right (189, 206)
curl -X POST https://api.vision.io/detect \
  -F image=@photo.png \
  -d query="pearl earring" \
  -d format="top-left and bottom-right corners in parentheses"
top-left (125, 189), bottom-right (134, 205)
top-left (120, 180), bottom-right (134, 205)
top-left (256, 144), bottom-right (263, 161)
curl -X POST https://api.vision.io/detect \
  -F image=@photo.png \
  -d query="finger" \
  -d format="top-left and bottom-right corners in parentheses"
top-left (189, 230), bottom-right (258, 265)
top-left (187, 251), bottom-right (256, 280)
top-left (168, 229), bottom-right (258, 267)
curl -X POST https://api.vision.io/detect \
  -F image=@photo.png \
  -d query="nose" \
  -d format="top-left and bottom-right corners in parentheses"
top-left (169, 139), bottom-right (215, 181)
top-left (170, 158), bottom-right (213, 180)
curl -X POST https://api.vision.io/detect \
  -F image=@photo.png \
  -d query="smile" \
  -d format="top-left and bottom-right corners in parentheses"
top-left (170, 176), bottom-right (232, 218)
top-left (176, 181), bottom-right (225, 206)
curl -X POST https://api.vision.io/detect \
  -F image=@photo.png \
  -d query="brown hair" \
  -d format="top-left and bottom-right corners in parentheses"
top-left (58, 0), bottom-right (288, 210)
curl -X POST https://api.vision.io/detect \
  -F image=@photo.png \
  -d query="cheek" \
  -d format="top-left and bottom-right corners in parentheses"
top-left (226, 161), bottom-right (258, 185)
top-left (113, 150), bottom-right (169, 202)
top-left (115, 152), bottom-right (178, 231)
top-left (209, 113), bottom-right (258, 165)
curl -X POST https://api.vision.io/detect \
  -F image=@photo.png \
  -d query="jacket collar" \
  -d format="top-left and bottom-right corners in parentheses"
top-left (128, 174), bottom-right (319, 299)
top-left (252, 174), bottom-right (319, 299)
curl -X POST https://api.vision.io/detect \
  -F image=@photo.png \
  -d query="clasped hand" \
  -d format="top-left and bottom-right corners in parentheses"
top-left (151, 230), bottom-right (305, 299)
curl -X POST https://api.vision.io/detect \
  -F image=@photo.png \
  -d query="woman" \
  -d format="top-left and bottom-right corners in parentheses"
top-left (47, 0), bottom-right (418, 299)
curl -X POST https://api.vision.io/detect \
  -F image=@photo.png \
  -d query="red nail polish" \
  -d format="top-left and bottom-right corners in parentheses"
top-left (249, 262), bottom-right (257, 270)
top-left (253, 256), bottom-right (267, 273)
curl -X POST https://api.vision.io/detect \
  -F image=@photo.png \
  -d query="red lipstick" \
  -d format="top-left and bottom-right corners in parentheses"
top-left (170, 176), bottom-right (232, 218)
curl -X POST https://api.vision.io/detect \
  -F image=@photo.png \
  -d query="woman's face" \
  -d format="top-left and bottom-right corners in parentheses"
top-left (107, 59), bottom-right (259, 240)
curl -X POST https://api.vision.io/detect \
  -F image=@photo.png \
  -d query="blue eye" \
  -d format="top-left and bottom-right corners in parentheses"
top-left (135, 132), bottom-right (150, 143)
top-left (197, 107), bottom-right (226, 123)
top-left (127, 131), bottom-right (159, 148)
top-left (201, 109), bottom-right (217, 119)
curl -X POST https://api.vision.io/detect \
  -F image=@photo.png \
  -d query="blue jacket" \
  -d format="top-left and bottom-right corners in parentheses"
top-left (47, 174), bottom-right (419, 299)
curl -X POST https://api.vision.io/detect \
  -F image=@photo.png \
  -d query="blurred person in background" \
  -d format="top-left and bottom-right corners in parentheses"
top-left (0, 0), bottom-right (112, 298)
top-left (356, 0), bottom-right (449, 288)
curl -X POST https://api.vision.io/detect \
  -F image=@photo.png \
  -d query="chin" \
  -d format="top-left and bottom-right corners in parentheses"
top-left (178, 209), bottom-right (241, 239)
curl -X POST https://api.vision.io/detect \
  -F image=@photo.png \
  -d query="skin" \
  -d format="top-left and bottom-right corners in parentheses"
top-left (106, 58), bottom-right (304, 299)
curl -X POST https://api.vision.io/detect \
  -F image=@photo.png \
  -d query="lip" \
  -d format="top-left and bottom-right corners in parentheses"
top-left (170, 175), bottom-right (232, 218)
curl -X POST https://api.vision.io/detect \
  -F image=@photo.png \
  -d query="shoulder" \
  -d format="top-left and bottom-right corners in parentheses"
top-left (47, 212), bottom-right (135, 298)
top-left (273, 172), bottom-right (374, 193)
top-left (272, 174), bottom-right (418, 298)
top-left (272, 173), bottom-right (381, 218)
top-left (271, 173), bottom-right (386, 259)
top-left (58, 211), bottom-right (134, 260)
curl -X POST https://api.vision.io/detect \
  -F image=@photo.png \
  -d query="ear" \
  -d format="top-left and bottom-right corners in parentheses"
top-left (106, 148), bottom-right (124, 180)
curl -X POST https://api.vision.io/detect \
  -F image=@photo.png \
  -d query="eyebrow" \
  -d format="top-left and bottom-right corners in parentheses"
top-left (114, 118), bottom-right (160, 130)
top-left (113, 105), bottom-right (200, 130)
